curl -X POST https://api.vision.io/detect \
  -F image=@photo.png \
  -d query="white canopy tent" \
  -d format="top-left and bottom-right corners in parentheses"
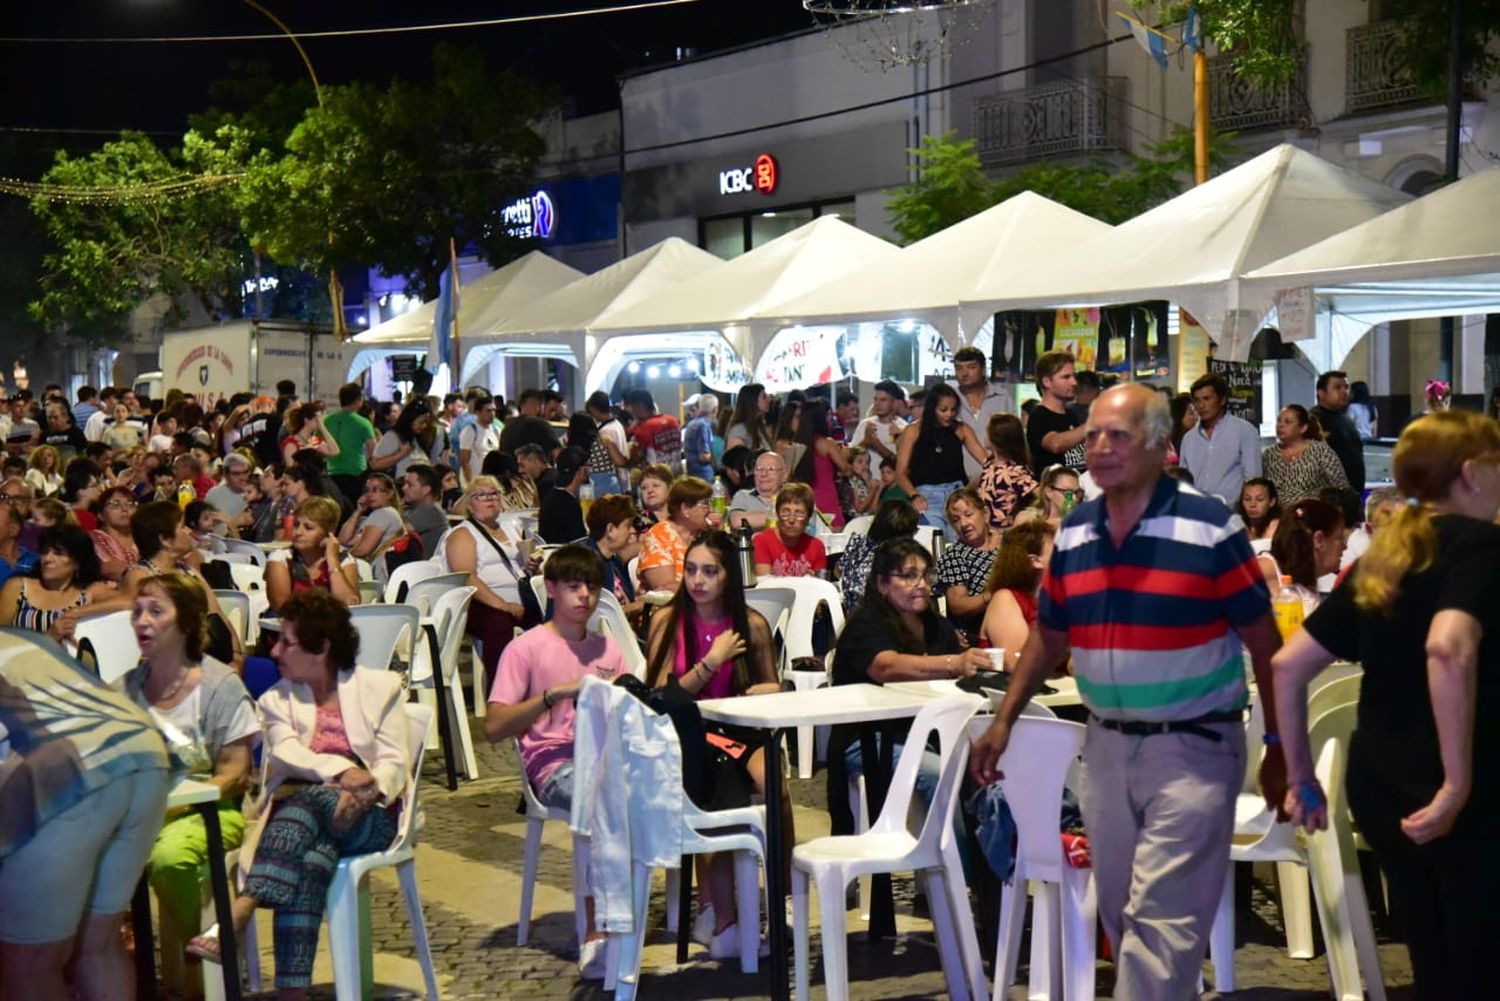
top-left (459, 237), bottom-right (723, 387)
top-left (957, 144), bottom-right (1411, 360)
top-left (1242, 167), bottom-right (1500, 369)
top-left (755, 192), bottom-right (1112, 346)
top-left (587, 216), bottom-right (901, 389)
top-left (345, 251), bottom-right (582, 380)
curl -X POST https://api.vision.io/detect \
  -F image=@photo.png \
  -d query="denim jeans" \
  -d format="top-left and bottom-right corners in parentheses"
top-left (915, 481), bottom-right (963, 542)
top-left (589, 471), bottom-right (626, 498)
top-left (538, 760), bottom-right (576, 811)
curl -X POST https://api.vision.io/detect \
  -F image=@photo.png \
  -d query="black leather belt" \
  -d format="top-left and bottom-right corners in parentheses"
top-left (1091, 710), bottom-right (1244, 743)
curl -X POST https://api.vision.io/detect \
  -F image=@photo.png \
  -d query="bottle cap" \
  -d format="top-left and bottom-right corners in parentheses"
top-left (1280, 575), bottom-right (1293, 585)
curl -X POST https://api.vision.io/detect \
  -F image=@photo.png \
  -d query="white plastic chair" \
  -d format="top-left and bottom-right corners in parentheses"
top-left (219, 537), bottom-right (266, 567)
top-left (842, 515), bottom-right (873, 536)
top-left (792, 695), bottom-right (986, 1001)
top-left (212, 589), bottom-right (255, 647)
top-left (383, 558), bottom-right (444, 605)
top-left (755, 578), bottom-right (845, 778)
top-left (404, 573), bottom-right (470, 618)
top-left (348, 604), bottom-right (420, 673)
top-left (409, 587), bottom-right (480, 781)
top-left (981, 715), bottom-right (1095, 1001)
top-left (73, 609), bottom-right (141, 684)
top-left (745, 588), bottom-right (794, 641)
top-left (242, 704), bottom-right (439, 1001)
top-left (515, 741), bottom-right (590, 951)
top-left (593, 589), bottom-right (647, 680)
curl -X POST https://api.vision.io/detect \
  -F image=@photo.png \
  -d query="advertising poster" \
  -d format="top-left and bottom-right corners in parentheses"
top-left (989, 310), bottom-right (1055, 382)
top-left (1208, 358), bottom-right (1263, 424)
top-left (1053, 307), bottom-right (1100, 371)
top-left (1175, 308), bottom-right (1211, 393)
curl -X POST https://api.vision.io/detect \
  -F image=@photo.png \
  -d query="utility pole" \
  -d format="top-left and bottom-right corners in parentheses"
top-left (1440, 0), bottom-right (1464, 380)
top-left (1191, 2), bottom-right (1208, 185)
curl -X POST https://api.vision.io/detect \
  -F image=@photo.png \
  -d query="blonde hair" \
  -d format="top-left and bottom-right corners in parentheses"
top-left (1354, 411), bottom-right (1500, 614)
top-left (294, 495), bottom-right (341, 536)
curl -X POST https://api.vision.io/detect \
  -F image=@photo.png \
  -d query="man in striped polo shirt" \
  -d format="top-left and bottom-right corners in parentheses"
top-left (973, 383), bottom-right (1286, 998)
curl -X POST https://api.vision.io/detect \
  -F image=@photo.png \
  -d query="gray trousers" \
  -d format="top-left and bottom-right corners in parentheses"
top-left (1080, 718), bottom-right (1244, 1001)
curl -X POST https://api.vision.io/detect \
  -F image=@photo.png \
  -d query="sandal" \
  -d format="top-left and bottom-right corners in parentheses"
top-left (185, 924), bottom-right (223, 965)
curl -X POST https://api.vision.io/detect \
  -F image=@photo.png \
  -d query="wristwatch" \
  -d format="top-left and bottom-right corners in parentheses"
top-left (542, 689), bottom-right (555, 710)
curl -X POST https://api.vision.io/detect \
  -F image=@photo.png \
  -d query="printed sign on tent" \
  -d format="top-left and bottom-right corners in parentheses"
top-left (755, 327), bottom-right (847, 391)
top-left (1175, 308), bottom-right (1211, 393)
top-left (1053, 307), bottom-right (1100, 371)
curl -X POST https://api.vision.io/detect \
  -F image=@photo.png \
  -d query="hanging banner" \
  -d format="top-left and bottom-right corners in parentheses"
top-left (754, 326), bottom-right (847, 391)
top-left (701, 339), bottom-right (749, 394)
top-left (1276, 286), bottom-right (1316, 342)
top-left (1053, 307), bottom-right (1100, 371)
top-left (1175, 308), bottom-right (1211, 392)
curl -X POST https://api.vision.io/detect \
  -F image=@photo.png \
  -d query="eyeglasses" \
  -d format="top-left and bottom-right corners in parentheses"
top-left (887, 570), bottom-right (937, 586)
top-left (105, 500), bottom-right (137, 510)
top-left (776, 509), bottom-right (809, 522)
top-left (0, 494), bottom-right (27, 504)
top-left (470, 491), bottom-right (502, 501)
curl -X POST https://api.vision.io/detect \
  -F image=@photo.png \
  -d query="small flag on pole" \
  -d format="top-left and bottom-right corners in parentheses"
top-left (1182, 4), bottom-right (1203, 53)
top-left (1116, 10), bottom-right (1172, 68)
top-left (427, 241), bottom-right (459, 375)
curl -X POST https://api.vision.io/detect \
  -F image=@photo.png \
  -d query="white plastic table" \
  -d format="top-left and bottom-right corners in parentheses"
top-left (132, 777), bottom-right (241, 1001)
top-left (696, 684), bottom-right (940, 1001)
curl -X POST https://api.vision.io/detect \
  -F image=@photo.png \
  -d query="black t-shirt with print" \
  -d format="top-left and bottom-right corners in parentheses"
top-left (1025, 404), bottom-right (1086, 475)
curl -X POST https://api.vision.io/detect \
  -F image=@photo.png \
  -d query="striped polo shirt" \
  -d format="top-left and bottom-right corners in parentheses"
top-left (1037, 475), bottom-right (1270, 722)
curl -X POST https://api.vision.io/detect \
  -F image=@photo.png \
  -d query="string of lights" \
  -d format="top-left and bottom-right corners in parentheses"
top-left (0, 173), bottom-right (243, 203)
top-left (0, 0), bottom-right (700, 45)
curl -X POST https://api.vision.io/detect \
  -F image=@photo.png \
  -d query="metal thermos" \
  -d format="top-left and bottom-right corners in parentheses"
top-left (738, 524), bottom-right (758, 587)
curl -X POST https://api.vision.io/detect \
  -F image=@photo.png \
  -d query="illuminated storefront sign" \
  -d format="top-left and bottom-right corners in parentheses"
top-left (502, 189), bottom-right (556, 240)
top-left (718, 153), bottom-right (779, 196)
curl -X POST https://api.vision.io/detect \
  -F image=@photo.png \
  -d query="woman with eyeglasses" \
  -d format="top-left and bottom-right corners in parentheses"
top-left (442, 476), bottom-right (534, 683)
top-left (644, 529), bottom-right (782, 956)
top-left (828, 538), bottom-right (989, 833)
top-left (336, 473), bottom-right (407, 564)
top-left (91, 485), bottom-right (140, 583)
top-left (1014, 465), bottom-right (1082, 531)
top-left (753, 482), bottom-right (827, 579)
top-left (638, 476), bottom-right (720, 593)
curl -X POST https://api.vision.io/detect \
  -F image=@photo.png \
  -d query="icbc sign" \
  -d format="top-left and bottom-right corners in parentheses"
top-left (718, 153), bottom-right (779, 196)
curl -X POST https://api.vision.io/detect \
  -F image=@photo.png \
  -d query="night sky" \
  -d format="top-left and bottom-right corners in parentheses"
top-left (1, 0), bottom-right (816, 170)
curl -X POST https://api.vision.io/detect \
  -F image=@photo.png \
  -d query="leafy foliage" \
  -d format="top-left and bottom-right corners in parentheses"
top-left (886, 128), bottom-right (1236, 242)
top-left (1384, 0), bottom-right (1500, 97)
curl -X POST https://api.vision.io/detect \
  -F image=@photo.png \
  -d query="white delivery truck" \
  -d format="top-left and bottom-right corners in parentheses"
top-left (157, 320), bottom-right (347, 401)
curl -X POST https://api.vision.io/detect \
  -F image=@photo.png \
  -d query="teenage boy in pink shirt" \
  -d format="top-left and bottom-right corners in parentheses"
top-left (484, 544), bottom-right (626, 979)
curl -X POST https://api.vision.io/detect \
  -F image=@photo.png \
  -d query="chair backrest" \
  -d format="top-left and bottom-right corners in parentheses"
top-left (870, 695), bottom-right (983, 847)
top-left (745, 589), bottom-right (794, 641)
top-left (390, 702), bottom-right (434, 850)
top-left (403, 573), bottom-right (470, 618)
top-left (211, 551), bottom-right (252, 566)
top-left (426, 586), bottom-right (477, 686)
top-left (914, 526), bottom-right (942, 555)
top-left (226, 561), bottom-right (266, 594)
top-left (754, 577), bottom-right (846, 664)
top-left (986, 689), bottom-right (1059, 720)
top-left (591, 589), bottom-right (647, 680)
top-left (843, 515), bottom-right (873, 537)
top-left (383, 558), bottom-right (444, 605)
top-left (219, 537), bottom-right (266, 567)
top-left (74, 610), bottom-right (141, 684)
top-left (1308, 671), bottom-right (1361, 728)
top-left (357, 580), bottom-right (383, 606)
top-left (1307, 700), bottom-right (1359, 851)
top-left (348, 604), bottom-right (421, 671)
top-left (980, 714), bottom-right (1087, 883)
top-left (352, 557), bottom-right (375, 582)
top-left (212, 590), bottom-right (253, 645)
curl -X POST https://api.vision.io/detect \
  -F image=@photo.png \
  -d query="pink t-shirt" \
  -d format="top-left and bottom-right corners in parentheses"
top-left (310, 700), bottom-right (356, 758)
top-left (490, 623), bottom-right (627, 789)
top-left (753, 528), bottom-right (827, 578)
top-left (672, 614), bottom-right (736, 700)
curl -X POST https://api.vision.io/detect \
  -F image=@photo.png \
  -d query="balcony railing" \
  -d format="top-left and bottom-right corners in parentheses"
top-left (1209, 54), bottom-right (1308, 131)
top-left (1346, 19), bottom-right (1420, 113)
top-left (973, 78), bottom-right (1126, 167)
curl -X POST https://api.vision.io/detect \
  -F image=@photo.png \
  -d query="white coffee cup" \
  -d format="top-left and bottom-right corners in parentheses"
top-left (985, 648), bottom-right (1007, 671)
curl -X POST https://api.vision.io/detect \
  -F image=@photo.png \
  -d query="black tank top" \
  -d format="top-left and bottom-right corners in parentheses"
top-left (908, 421), bottom-right (966, 485)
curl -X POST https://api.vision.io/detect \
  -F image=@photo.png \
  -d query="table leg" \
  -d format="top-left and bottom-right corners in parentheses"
top-left (762, 726), bottom-right (791, 1001)
top-left (859, 727), bottom-right (898, 939)
top-left (426, 624), bottom-right (459, 791)
top-left (675, 855), bottom-right (693, 964)
top-left (131, 873), bottom-right (157, 1001)
top-left (198, 803), bottom-right (243, 1001)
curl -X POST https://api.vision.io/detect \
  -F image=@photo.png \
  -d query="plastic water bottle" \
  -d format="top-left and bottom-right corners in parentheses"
top-left (1272, 575), bottom-right (1304, 641)
top-left (177, 481), bottom-right (195, 510)
top-left (710, 479), bottom-right (728, 517)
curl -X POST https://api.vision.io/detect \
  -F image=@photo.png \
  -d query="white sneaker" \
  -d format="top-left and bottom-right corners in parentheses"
top-left (691, 904), bottom-right (716, 946)
top-left (578, 937), bottom-right (609, 980)
top-left (708, 922), bottom-right (769, 961)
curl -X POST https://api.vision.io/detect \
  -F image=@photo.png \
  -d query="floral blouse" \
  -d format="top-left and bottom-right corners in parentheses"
top-left (977, 458), bottom-right (1039, 529)
top-left (1261, 439), bottom-right (1349, 507)
top-left (638, 520), bottom-right (688, 582)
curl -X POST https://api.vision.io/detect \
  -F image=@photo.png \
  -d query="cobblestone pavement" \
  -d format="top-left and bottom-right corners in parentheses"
top-left (236, 717), bottom-right (1416, 999)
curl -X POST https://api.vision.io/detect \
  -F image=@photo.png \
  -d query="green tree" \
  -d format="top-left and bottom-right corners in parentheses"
top-left (240, 44), bottom-right (552, 304)
top-left (27, 131), bottom-right (252, 337)
top-left (1133, 1), bottom-right (1500, 93)
top-left (886, 128), bottom-right (1235, 242)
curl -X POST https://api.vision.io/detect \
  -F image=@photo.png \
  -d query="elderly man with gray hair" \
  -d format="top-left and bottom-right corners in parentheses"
top-left (972, 382), bottom-right (1286, 999)
top-left (204, 453), bottom-right (255, 529)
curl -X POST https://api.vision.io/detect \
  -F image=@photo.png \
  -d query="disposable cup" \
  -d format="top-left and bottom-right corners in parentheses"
top-left (985, 648), bottom-right (1007, 671)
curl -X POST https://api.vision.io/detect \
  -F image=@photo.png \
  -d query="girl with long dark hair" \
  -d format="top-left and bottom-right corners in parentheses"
top-left (644, 530), bottom-right (781, 956)
top-left (893, 383), bottom-right (987, 541)
top-left (723, 383), bottom-right (773, 451)
top-left (790, 398), bottom-right (850, 529)
top-left (370, 398), bottom-right (442, 477)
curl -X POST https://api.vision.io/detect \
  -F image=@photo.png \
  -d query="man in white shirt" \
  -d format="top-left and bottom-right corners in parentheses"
top-left (853, 379), bottom-right (908, 476)
top-left (83, 387), bottom-right (117, 442)
top-left (203, 453), bottom-right (255, 531)
top-left (458, 395), bottom-right (501, 484)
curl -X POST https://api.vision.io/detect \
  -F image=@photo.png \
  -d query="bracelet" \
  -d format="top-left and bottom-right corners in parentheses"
top-left (1261, 733), bottom-right (1281, 746)
top-left (542, 690), bottom-right (554, 710)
